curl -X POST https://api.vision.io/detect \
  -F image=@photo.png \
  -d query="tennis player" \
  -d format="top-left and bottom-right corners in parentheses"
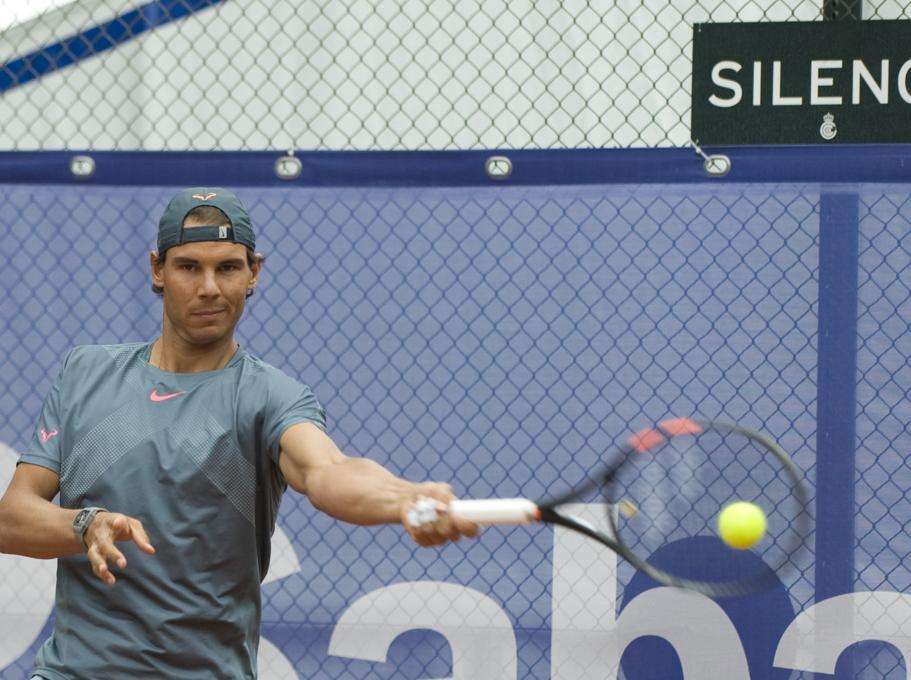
top-left (0, 187), bottom-right (478, 679)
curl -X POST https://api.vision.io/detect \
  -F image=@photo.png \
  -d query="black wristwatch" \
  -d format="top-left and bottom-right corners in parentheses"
top-left (72, 507), bottom-right (107, 546)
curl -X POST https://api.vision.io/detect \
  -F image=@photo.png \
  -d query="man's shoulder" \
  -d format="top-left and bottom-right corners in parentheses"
top-left (62, 342), bottom-right (149, 369)
top-left (237, 352), bottom-right (302, 387)
top-left (236, 352), bottom-right (318, 400)
top-left (235, 352), bottom-right (325, 431)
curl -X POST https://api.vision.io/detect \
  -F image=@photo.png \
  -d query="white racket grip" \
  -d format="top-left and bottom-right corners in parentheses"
top-left (449, 498), bottom-right (538, 525)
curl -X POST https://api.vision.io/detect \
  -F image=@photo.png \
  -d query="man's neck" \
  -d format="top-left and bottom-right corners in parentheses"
top-left (149, 335), bottom-right (239, 373)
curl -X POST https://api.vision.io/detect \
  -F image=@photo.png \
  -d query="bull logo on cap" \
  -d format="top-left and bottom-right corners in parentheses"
top-left (192, 192), bottom-right (217, 201)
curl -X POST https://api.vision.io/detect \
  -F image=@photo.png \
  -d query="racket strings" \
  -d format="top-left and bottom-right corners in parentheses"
top-left (606, 422), bottom-right (809, 596)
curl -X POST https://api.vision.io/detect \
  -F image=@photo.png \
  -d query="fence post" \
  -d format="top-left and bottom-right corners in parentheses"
top-left (815, 193), bottom-right (860, 679)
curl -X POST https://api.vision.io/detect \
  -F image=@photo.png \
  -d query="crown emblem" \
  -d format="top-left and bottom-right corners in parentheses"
top-left (819, 112), bottom-right (837, 141)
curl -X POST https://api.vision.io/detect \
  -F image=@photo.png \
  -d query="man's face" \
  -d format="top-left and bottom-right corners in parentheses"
top-left (150, 238), bottom-right (259, 348)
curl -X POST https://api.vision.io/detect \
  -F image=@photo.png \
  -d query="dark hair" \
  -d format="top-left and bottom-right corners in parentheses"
top-left (183, 205), bottom-right (231, 226)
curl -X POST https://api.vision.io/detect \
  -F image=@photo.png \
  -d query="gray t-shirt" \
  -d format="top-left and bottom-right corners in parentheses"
top-left (19, 342), bottom-right (326, 680)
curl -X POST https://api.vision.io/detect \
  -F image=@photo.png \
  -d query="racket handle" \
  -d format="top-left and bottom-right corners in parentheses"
top-left (407, 498), bottom-right (538, 526)
top-left (451, 499), bottom-right (538, 524)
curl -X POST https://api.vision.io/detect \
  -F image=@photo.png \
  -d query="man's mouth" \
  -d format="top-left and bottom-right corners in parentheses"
top-left (192, 308), bottom-right (227, 318)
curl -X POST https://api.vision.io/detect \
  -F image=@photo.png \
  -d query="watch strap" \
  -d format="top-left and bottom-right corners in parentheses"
top-left (72, 507), bottom-right (108, 546)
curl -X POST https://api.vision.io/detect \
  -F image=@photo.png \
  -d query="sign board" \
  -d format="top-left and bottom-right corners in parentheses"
top-left (691, 20), bottom-right (911, 144)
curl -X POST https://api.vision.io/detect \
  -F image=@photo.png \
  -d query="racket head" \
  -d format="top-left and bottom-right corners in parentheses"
top-left (602, 418), bottom-right (810, 597)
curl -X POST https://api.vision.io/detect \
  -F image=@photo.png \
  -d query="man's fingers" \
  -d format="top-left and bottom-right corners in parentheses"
top-left (86, 543), bottom-right (116, 585)
top-left (128, 518), bottom-right (156, 554)
top-left (96, 536), bottom-right (127, 570)
top-left (413, 525), bottom-right (454, 547)
top-left (109, 514), bottom-right (130, 537)
top-left (452, 516), bottom-right (480, 538)
top-left (434, 502), bottom-right (480, 538)
top-left (405, 492), bottom-right (481, 547)
top-left (413, 526), bottom-right (452, 548)
top-left (107, 543), bottom-right (127, 570)
top-left (83, 513), bottom-right (155, 583)
top-left (106, 515), bottom-right (154, 553)
top-left (431, 513), bottom-right (462, 542)
top-left (408, 501), bottom-right (464, 546)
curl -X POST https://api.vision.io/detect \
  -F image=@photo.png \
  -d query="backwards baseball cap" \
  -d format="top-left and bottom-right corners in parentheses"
top-left (157, 187), bottom-right (255, 254)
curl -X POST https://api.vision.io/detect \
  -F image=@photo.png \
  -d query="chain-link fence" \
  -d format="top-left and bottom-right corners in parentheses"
top-left (851, 188), bottom-right (911, 680)
top-left (0, 161), bottom-right (834, 678)
top-left (1, 0), bottom-right (909, 151)
top-left (3, 1), bottom-right (911, 678)
top-left (3, 150), bottom-right (911, 679)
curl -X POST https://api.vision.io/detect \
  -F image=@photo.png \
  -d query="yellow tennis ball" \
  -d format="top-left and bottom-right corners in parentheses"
top-left (717, 501), bottom-right (766, 549)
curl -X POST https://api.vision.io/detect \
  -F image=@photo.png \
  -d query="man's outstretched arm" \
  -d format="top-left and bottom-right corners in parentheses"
top-left (279, 422), bottom-right (479, 547)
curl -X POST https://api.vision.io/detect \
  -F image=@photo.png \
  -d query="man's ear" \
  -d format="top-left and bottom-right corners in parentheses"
top-left (150, 251), bottom-right (164, 289)
top-left (248, 253), bottom-right (264, 291)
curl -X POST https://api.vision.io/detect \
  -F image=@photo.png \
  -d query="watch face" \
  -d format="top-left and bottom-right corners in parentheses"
top-left (74, 508), bottom-right (96, 531)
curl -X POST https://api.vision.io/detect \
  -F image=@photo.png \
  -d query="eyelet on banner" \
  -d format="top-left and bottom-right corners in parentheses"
top-left (275, 151), bottom-right (302, 181)
top-left (69, 155), bottom-right (95, 178)
top-left (485, 155), bottom-right (513, 180)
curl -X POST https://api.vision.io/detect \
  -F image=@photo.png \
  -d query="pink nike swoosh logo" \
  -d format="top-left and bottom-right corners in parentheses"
top-left (149, 389), bottom-right (186, 402)
top-left (40, 428), bottom-right (59, 442)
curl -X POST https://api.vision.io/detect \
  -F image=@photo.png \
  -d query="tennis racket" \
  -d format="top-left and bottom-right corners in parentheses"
top-left (409, 417), bottom-right (810, 597)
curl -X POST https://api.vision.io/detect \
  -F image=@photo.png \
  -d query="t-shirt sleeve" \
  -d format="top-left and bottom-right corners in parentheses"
top-left (18, 349), bottom-right (74, 474)
top-left (262, 372), bottom-right (327, 464)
